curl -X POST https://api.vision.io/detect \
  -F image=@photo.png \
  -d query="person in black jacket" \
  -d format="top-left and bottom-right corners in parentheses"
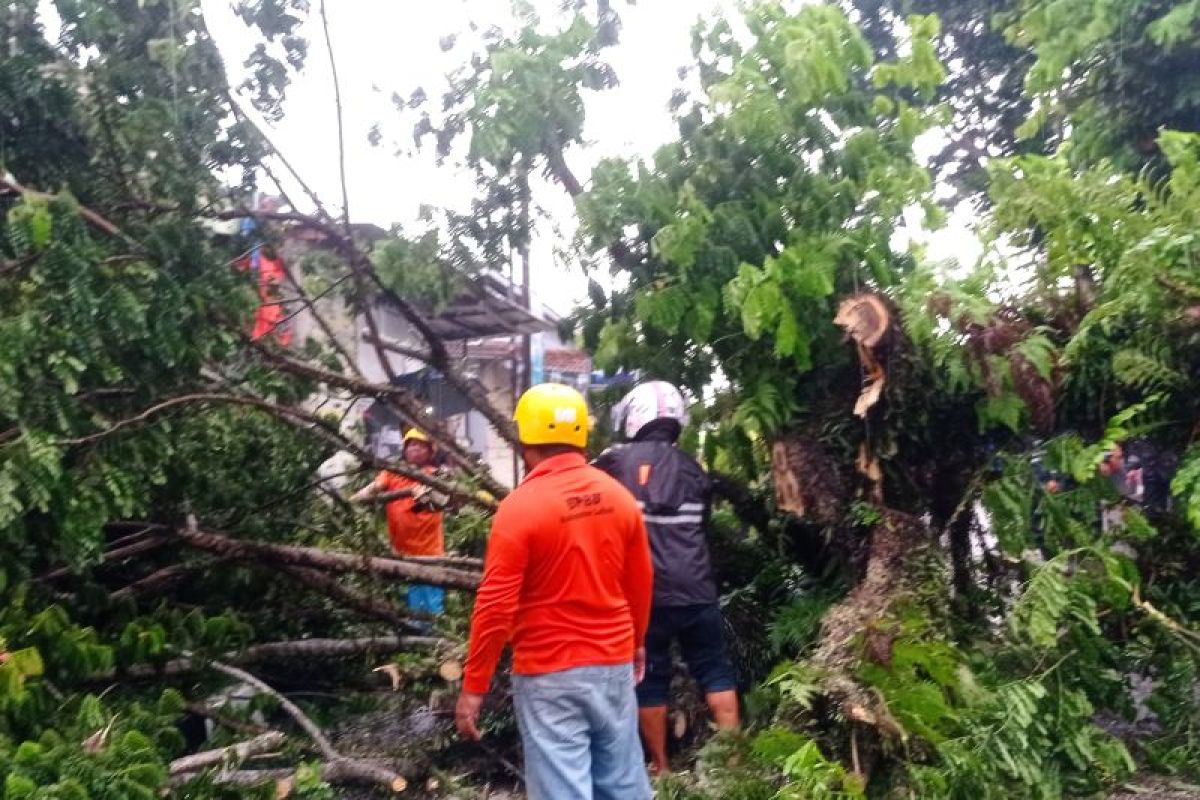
top-left (594, 381), bottom-right (739, 774)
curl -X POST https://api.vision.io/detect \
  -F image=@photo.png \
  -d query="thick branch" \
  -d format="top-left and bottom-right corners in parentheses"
top-left (247, 340), bottom-right (504, 496)
top-left (171, 761), bottom-right (407, 790)
top-left (270, 565), bottom-right (417, 629)
top-left (109, 562), bottom-right (198, 602)
top-left (105, 636), bottom-right (449, 682)
top-left (175, 526), bottom-right (480, 589)
top-left (38, 532), bottom-right (168, 582)
top-left (169, 731), bottom-right (286, 776)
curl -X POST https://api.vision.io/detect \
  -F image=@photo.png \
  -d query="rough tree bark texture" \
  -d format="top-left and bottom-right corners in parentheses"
top-left (771, 434), bottom-right (847, 525)
top-left (811, 510), bottom-right (931, 732)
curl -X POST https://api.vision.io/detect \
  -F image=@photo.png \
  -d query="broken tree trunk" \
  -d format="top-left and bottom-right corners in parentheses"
top-left (770, 434), bottom-right (847, 525)
top-left (174, 527), bottom-right (480, 589)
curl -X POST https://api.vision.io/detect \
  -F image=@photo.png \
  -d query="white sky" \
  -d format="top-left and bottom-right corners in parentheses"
top-left (202, 1), bottom-right (980, 313)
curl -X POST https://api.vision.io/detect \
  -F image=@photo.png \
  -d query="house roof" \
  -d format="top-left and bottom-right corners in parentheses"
top-left (545, 348), bottom-right (592, 374)
top-left (420, 273), bottom-right (558, 341)
top-left (463, 340), bottom-right (592, 375)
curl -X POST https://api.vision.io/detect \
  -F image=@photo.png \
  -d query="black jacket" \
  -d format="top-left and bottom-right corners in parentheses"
top-left (594, 432), bottom-right (717, 606)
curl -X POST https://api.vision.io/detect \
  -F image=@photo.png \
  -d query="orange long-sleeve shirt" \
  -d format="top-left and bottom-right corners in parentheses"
top-left (462, 452), bottom-right (654, 695)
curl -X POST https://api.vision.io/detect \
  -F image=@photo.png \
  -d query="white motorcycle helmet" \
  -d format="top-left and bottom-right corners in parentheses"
top-left (612, 381), bottom-right (688, 441)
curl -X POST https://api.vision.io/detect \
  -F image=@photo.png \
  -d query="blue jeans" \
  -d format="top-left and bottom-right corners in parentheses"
top-left (406, 584), bottom-right (444, 615)
top-left (513, 663), bottom-right (652, 800)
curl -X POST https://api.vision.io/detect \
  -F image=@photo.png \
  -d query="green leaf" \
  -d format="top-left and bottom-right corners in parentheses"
top-left (6, 648), bottom-right (42, 678)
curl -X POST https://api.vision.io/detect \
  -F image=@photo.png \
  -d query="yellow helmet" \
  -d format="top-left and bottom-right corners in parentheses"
top-left (513, 383), bottom-right (589, 448)
top-left (403, 428), bottom-right (431, 445)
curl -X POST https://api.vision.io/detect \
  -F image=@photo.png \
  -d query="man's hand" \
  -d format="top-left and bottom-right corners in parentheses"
top-left (455, 691), bottom-right (485, 741)
top-left (634, 647), bottom-right (646, 684)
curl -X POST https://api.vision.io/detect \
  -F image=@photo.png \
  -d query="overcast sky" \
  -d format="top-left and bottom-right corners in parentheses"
top-left (204, 0), bottom-right (979, 314)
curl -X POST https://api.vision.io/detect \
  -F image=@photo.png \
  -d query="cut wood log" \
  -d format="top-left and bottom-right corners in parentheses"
top-left (770, 434), bottom-right (846, 525)
top-left (438, 659), bottom-right (463, 683)
top-left (175, 526), bottom-right (480, 589)
top-left (835, 294), bottom-right (892, 420)
top-left (169, 731), bottom-right (286, 775)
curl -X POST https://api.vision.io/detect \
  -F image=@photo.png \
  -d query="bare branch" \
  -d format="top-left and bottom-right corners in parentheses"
top-left (181, 652), bottom-right (407, 792)
top-left (169, 731), bottom-right (286, 776)
top-left (56, 390), bottom-right (495, 508)
top-left (174, 525), bottom-right (480, 589)
top-left (318, 0), bottom-right (351, 233)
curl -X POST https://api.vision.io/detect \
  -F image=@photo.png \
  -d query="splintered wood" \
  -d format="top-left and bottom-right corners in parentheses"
top-left (834, 294), bottom-right (890, 419)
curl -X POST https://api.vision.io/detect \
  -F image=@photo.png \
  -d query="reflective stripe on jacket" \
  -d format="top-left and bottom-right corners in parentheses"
top-left (595, 435), bottom-right (717, 606)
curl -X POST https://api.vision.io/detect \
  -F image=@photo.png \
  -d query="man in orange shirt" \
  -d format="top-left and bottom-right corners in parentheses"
top-left (455, 384), bottom-right (654, 800)
top-left (351, 428), bottom-right (447, 616)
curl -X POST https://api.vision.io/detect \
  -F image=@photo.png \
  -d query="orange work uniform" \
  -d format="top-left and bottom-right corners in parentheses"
top-left (462, 452), bottom-right (654, 695)
top-left (375, 469), bottom-right (445, 557)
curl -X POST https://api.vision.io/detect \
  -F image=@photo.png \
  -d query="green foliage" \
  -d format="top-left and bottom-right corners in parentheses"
top-left (1171, 446), bottom-right (1200, 533)
top-left (999, 0), bottom-right (1200, 166)
top-left (371, 230), bottom-right (464, 312)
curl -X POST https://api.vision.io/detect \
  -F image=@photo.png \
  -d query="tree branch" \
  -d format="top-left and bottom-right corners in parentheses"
top-left (169, 731), bottom-right (286, 776)
top-left (318, 0), bottom-right (351, 234)
top-left (57, 390), bottom-right (495, 508)
top-left (0, 176), bottom-right (144, 252)
top-left (270, 564), bottom-right (418, 629)
top-left (174, 525), bottom-right (480, 589)
top-left (182, 652), bottom-right (407, 792)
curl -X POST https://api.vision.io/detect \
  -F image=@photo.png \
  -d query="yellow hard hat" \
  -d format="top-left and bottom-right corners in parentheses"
top-left (513, 383), bottom-right (589, 448)
top-left (403, 428), bottom-right (431, 445)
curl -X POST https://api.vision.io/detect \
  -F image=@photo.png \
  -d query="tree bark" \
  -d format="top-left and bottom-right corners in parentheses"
top-left (95, 636), bottom-right (451, 682)
top-left (109, 562), bottom-right (196, 602)
top-left (948, 511), bottom-right (974, 609)
top-left (169, 731), bottom-right (286, 776)
top-left (174, 526), bottom-right (480, 589)
top-left (170, 761), bottom-right (408, 791)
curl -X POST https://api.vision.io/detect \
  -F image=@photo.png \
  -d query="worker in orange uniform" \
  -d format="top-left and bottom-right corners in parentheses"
top-left (455, 384), bottom-right (655, 800)
top-left (351, 428), bottom-right (447, 617)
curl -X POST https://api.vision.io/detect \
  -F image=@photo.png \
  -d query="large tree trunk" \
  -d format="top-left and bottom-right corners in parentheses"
top-left (812, 512), bottom-right (929, 737)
